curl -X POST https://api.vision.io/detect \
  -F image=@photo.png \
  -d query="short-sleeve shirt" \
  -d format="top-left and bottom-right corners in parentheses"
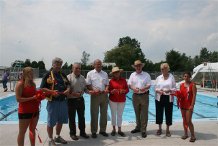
top-left (128, 71), bottom-right (151, 93)
top-left (67, 73), bottom-right (87, 98)
top-left (86, 69), bottom-right (109, 91)
top-left (40, 71), bottom-right (69, 99)
top-left (155, 73), bottom-right (176, 102)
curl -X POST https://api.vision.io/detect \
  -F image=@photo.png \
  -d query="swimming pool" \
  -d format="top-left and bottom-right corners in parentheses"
top-left (0, 87), bottom-right (218, 123)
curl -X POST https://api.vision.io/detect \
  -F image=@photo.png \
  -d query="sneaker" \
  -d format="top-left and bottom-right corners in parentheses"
top-left (99, 132), bottom-right (109, 137)
top-left (48, 139), bottom-right (56, 146)
top-left (70, 135), bottom-right (79, 140)
top-left (54, 136), bottom-right (67, 144)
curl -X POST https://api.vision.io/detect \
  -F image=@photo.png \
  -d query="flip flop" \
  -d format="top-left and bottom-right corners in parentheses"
top-left (181, 135), bottom-right (188, 140)
top-left (156, 129), bottom-right (162, 135)
top-left (166, 131), bottom-right (171, 137)
top-left (189, 137), bottom-right (196, 142)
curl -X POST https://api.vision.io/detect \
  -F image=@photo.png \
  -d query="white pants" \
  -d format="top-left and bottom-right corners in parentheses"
top-left (109, 100), bottom-right (125, 127)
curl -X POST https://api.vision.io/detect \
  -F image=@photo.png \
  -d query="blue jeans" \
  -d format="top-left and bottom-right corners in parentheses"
top-left (2, 80), bottom-right (7, 89)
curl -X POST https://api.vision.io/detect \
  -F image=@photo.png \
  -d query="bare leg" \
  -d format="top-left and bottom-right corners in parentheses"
top-left (181, 109), bottom-right (188, 136)
top-left (29, 116), bottom-right (39, 146)
top-left (56, 123), bottom-right (63, 136)
top-left (186, 110), bottom-right (195, 138)
top-left (47, 126), bottom-right (53, 139)
top-left (17, 119), bottom-right (31, 146)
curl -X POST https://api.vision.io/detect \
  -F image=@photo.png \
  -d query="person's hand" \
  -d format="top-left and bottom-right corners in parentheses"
top-left (156, 90), bottom-right (163, 95)
top-left (189, 105), bottom-right (194, 111)
top-left (140, 88), bottom-right (148, 93)
top-left (119, 89), bottom-right (126, 94)
top-left (104, 89), bottom-right (109, 94)
top-left (133, 88), bottom-right (140, 93)
top-left (163, 89), bottom-right (171, 94)
top-left (89, 90), bottom-right (98, 95)
top-left (63, 89), bottom-right (70, 96)
top-left (51, 90), bottom-right (58, 97)
top-left (110, 89), bottom-right (117, 94)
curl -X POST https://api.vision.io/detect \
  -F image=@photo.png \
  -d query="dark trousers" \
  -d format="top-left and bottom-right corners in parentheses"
top-left (68, 97), bottom-right (86, 135)
top-left (155, 95), bottom-right (173, 126)
top-left (2, 80), bottom-right (7, 89)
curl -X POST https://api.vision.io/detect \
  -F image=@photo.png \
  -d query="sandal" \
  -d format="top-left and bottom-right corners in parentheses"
top-left (166, 131), bottom-right (171, 137)
top-left (156, 129), bottom-right (162, 135)
top-left (189, 137), bottom-right (196, 142)
top-left (181, 135), bottom-right (188, 140)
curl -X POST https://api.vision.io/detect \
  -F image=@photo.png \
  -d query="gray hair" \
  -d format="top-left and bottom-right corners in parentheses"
top-left (52, 57), bottom-right (63, 65)
top-left (73, 62), bottom-right (81, 68)
top-left (93, 59), bottom-right (102, 65)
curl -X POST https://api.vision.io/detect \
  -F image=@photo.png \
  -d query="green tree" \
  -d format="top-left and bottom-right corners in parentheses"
top-left (200, 48), bottom-right (210, 62)
top-left (209, 51), bottom-right (218, 62)
top-left (62, 62), bottom-right (69, 69)
top-left (31, 61), bottom-right (38, 68)
top-left (166, 49), bottom-right (193, 71)
top-left (38, 61), bottom-right (45, 70)
top-left (24, 59), bottom-right (31, 67)
top-left (104, 36), bottom-right (146, 70)
top-left (81, 51), bottom-right (90, 66)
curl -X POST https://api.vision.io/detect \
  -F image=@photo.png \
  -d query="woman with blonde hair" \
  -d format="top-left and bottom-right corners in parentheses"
top-left (155, 63), bottom-right (176, 137)
top-left (16, 67), bottom-right (40, 146)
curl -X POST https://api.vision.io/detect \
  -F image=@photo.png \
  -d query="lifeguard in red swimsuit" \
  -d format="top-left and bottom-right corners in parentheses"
top-left (179, 72), bottom-right (197, 142)
top-left (16, 67), bottom-right (40, 146)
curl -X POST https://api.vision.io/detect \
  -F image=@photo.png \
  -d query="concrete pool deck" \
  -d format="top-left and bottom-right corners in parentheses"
top-left (0, 78), bottom-right (218, 146)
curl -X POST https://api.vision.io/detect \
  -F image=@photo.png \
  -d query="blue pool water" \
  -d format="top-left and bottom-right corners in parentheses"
top-left (0, 87), bottom-right (218, 123)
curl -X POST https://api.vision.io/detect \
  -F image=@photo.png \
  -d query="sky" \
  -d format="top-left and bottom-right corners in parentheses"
top-left (0, 0), bottom-right (218, 69)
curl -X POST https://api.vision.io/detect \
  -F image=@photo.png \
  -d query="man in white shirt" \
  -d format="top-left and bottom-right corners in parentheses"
top-left (128, 60), bottom-right (151, 138)
top-left (86, 59), bottom-right (109, 138)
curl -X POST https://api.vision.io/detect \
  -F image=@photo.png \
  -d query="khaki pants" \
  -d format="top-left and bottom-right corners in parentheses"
top-left (132, 93), bottom-right (149, 132)
top-left (90, 93), bottom-right (108, 134)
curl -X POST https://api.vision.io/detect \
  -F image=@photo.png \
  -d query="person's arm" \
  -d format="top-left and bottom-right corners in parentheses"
top-left (155, 77), bottom-right (163, 94)
top-left (128, 73), bottom-right (139, 93)
top-left (190, 83), bottom-right (197, 110)
top-left (140, 74), bottom-right (151, 92)
top-left (16, 81), bottom-right (35, 103)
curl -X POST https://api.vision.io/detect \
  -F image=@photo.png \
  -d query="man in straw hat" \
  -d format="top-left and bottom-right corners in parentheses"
top-left (109, 67), bottom-right (129, 137)
top-left (86, 59), bottom-right (109, 138)
top-left (128, 60), bottom-right (151, 138)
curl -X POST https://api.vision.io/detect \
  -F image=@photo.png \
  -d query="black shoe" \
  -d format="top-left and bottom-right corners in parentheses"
top-left (70, 135), bottom-right (79, 140)
top-left (111, 131), bottom-right (116, 136)
top-left (80, 133), bottom-right (89, 139)
top-left (141, 132), bottom-right (147, 138)
top-left (118, 131), bottom-right (125, 137)
top-left (92, 133), bottom-right (97, 138)
top-left (99, 132), bottom-right (109, 137)
top-left (131, 129), bottom-right (140, 133)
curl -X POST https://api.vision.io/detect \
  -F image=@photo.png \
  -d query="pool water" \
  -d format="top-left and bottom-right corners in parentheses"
top-left (0, 87), bottom-right (218, 123)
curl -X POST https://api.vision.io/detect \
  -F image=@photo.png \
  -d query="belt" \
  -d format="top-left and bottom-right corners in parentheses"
top-left (68, 97), bottom-right (83, 101)
top-left (134, 90), bottom-right (149, 95)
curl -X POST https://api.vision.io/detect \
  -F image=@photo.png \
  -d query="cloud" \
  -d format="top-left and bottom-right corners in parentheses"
top-left (0, 0), bottom-right (218, 69)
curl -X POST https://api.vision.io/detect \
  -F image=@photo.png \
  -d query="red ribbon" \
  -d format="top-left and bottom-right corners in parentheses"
top-left (171, 90), bottom-right (183, 108)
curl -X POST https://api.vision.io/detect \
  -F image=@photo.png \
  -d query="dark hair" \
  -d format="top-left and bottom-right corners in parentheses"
top-left (183, 71), bottom-right (191, 78)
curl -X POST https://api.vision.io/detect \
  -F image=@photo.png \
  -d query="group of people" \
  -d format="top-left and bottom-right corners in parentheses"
top-left (15, 57), bottom-right (197, 146)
